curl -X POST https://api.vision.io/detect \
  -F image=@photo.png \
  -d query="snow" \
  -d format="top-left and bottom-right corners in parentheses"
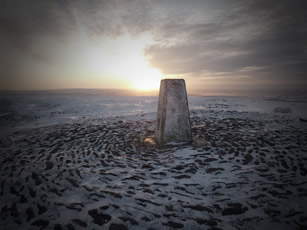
top-left (1, 91), bottom-right (306, 136)
top-left (0, 90), bottom-right (307, 229)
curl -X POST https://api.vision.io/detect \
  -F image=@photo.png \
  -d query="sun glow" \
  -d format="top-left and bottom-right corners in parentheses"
top-left (56, 34), bottom-right (163, 90)
top-left (130, 68), bottom-right (162, 91)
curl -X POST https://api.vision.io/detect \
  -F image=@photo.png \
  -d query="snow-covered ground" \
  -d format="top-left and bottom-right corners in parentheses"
top-left (0, 91), bottom-right (307, 229)
top-left (1, 91), bottom-right (307, 135)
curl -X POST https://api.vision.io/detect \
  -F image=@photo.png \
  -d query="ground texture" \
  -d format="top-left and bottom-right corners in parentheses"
top-left (1, 110), bottom-right (307, 230)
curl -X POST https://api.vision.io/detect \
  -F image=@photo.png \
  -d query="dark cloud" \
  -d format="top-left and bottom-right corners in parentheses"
top-left (146, 0), bottom-right (307, 88)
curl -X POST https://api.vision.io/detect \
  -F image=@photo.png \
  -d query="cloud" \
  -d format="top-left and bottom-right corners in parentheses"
top-left (145, 0), bottom-right (307, 87)
top-left (0, 0), bottom-right (158, 54)
top-left (1, 0), bottom-right (306, 91)
top-left (0, 0), bottom-right (159, 84)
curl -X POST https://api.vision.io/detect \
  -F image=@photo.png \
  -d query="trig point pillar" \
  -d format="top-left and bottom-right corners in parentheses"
top-left (155, 79), bottom-right (192, 145)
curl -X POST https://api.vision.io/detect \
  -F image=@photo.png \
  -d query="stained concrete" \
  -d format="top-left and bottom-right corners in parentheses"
top-left (155, 79), bottom-right (192, 145)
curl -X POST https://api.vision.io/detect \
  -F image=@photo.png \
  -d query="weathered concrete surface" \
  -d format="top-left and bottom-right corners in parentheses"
top-left (155, 79), bottom-right (192, 145)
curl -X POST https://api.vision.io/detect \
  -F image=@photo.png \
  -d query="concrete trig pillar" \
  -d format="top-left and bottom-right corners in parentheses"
top-left (155, 79), bottom-right (192, 145)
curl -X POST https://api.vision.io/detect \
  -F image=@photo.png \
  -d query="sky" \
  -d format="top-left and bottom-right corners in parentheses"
top-left (0, 0), bottom-right (307, 95)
